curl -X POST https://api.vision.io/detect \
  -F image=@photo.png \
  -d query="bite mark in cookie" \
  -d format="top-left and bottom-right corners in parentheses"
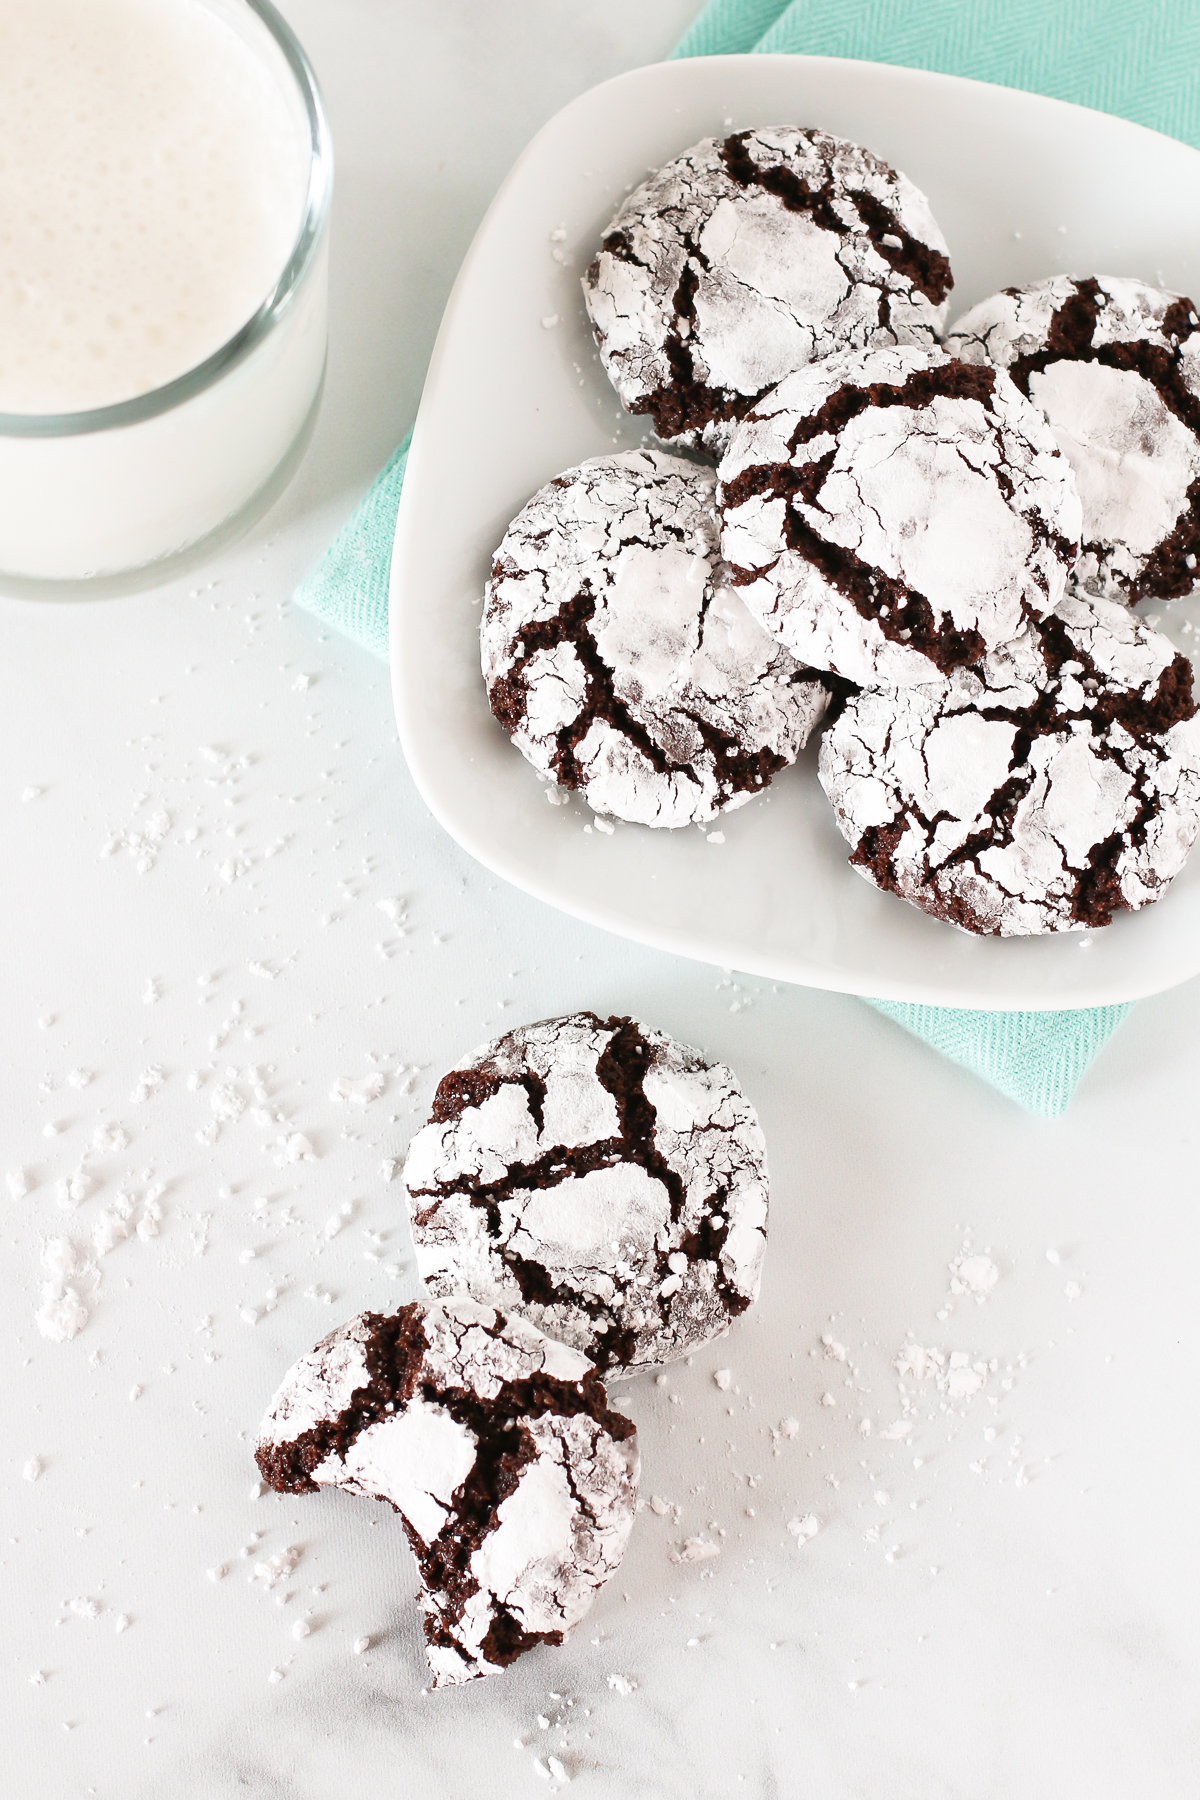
top-left (256, 1298), bottom-right (639, 1686)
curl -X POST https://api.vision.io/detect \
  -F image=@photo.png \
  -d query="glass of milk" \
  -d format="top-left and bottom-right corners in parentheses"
top-left (0, 0), bottom-right (332, 585)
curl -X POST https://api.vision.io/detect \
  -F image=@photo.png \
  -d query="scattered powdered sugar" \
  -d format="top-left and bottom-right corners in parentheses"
top-left (329, 1074), bottom-right (385, 1107)
top-left (23, 1456), bottom-right (42, 1483)
top-left (788, 1513), bottom-right (820, 1544)
top-left (275, 1133), bottom-right (315, 1165)
top-left (672, 1537), bottom-right (720, 1563)
top-left (36, 1236), bottom-right (95, 1342)
top-left (210, 1083), bottom-right (246, 1124)
top-left (950, 1252), bottom-right (1000, 1300)
top-left (56, 1165), bottom-right (94, 1208)
top-left (100, 802), bottom-right (172, 874)
top-left (252, 1545), bottom-right (302, 1590)
top-left (939, 1238), bottom-right (1001, 1319)
top-left (130, 1066), bottom-right (165, 1104)
top-left (92, 1123), bottom-right (131, 1155)
top-left (92, 1204), bottom-right (132, 1257)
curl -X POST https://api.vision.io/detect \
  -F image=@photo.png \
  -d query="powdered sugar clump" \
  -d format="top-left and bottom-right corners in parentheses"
top-left (36, 1234), bottom-right (92, 1342)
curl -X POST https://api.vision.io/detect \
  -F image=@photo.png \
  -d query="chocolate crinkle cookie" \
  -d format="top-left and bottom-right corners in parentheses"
top-left (482, 448), bottom-right (828, 827)
top-left (583, 127), bottom-right (952, 453)
top-left (817, 591), bottom-right (1200, 935)
top-left (256, 1297), bottom-right (639, 1686)
top-left (401, 1012), bottom-right (769, 1375)
top-left (717, 344), bottom-right (1083, 687)
top-left (947, 276), bottom-right (1200, 604)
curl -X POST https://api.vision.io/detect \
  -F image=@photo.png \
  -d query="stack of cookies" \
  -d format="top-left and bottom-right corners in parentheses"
top-left (255, 1012), bottom-right (770, 1687)
top-left (481, 127), bottom-right (1200, 937)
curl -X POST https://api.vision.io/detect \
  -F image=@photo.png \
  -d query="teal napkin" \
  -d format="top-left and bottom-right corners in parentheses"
top-left (676, 0), bottom-right (1200, 148)
top-left (295, 0), bottom-right (1200, 1116)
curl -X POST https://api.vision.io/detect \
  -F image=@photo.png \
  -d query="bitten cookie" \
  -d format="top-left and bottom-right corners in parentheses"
top-left (482, 448), bottom-right (827, 827)
top-left (817, 592), bottom-right (1200, 935)
top-left (947, 276), bottom-right (1200, 603)
top-left (583, 127), bottom-right (952, 453)
top-left (718, 344), bottom-right (1083, 687)
top-left (401, 1012), bottom-right (769, 1375)
top-left (255, 1298), bottom-right (639, 1687)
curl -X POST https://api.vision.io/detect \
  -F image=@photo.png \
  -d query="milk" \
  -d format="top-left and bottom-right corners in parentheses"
top-left (0, 0), bottom-right (331, 581)
top-left (0, 0), bottom-right (308, 413)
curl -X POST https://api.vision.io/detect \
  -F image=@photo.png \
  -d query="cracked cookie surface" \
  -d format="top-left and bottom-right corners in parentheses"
top-left (817, 591), bottom-right (1200, 935)
top-left (718, 344), bottom-right (1083, 687)
top-left (401, 1012), bottom-right (769, 1374)
top-left (255, 1297), bottom-right (639, 1686)
top-left (482, 448), bottom-right (827, 827)
top-left (947, 276), bottom-right (1200, 603)
top-left (582, 127), bottom-right (952, 453)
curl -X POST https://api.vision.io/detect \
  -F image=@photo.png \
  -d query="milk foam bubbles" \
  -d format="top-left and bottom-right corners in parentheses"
top-left (0, 0), bottom-right (308, 413)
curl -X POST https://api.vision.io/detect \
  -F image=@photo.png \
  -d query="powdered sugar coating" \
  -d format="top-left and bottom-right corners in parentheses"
top-left (482, 449), bottom-right (827, 826)
top-left (256, 1298), bottom-right (639, 1686)
top-left (818, 592), bottom-right (1200, 935)
top-left (948, 276), bottom-right (1200, 602)
top-left (718, 344), bottom-right (1083, 687)
top-left (583, 128), bottom-right (952, 453)
top-left (259, 1314), bottom-right (372, 1445)
top-left (402, 1012), bottom-right (769, 1374)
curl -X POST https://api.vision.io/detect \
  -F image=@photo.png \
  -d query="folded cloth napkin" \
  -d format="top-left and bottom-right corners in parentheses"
top-left (295, 0), bottom-right (1200, 1116)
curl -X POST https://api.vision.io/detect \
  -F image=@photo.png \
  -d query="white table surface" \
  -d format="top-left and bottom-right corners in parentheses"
top-left (4, 6), bottom-right (1199, 1796)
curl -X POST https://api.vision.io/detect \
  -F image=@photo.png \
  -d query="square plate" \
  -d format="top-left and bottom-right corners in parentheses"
top-left (390, 53), bottom-right (1200, 1009)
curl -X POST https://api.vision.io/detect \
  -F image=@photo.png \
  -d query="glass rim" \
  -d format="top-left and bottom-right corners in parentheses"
top-left (0, 0), bottom-right (333, 441)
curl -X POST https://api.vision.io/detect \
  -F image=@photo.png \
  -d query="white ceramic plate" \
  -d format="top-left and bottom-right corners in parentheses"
top-left (391, 54), bottom-right (1200, 1009)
